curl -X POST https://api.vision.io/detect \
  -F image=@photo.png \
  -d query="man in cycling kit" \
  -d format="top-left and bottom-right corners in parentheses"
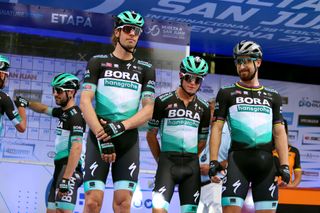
top-left (80, 11), bottom-right (155, 213)
top-left (147, 56), bottom-right (211, 213)
top-left (0, 55), bottom-right (27, 133)
top-left (209, 40), bottom-right (289, 213)
top-left (17, 73), bottom-right (85, 212)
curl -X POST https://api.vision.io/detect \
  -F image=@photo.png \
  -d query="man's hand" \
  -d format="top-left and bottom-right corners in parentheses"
top-left (14, 96), bottom-right (29, 108)
top-left (58, 178), bottom-right (69, 195)
top-left (98, 141), bottom-right (116, 163)
top-left (103, 121), bottom-right (125, 138)
top-left (278, 164), bottom-right (290, 184)
top-left (208, 160), bottom-right (223, 178)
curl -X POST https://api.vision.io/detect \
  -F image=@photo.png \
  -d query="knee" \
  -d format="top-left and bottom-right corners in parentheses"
top-left (85, 194), bottom-right (102, 211)
top-left (114, 199), bottom-right (131, 210)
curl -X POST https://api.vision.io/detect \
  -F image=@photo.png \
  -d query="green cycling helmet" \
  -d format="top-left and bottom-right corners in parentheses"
top-left (0, 55), bottom-right (10, 72)
top-left (115, 10), bottom-right (144, 28)
top-left (180, 56), bottom-right (209, 76)
top-left (51, 73), bottom-right (80, 90)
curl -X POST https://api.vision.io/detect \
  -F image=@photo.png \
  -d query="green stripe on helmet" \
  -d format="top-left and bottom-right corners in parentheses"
top-left (180, 56), bottom-right (208, 76)
top-left (0, 55), bottom-right (10, 71)
top-left (116, 10), bottom-right (144, 28)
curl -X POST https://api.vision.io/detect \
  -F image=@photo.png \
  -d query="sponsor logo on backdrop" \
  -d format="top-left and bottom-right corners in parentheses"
top-left (288, 130), bottom-right (299, 145)
top-left (302, 171), bottom-right (319, 178)
top-left (47, 151), bottom-right (56, 158)
top-left (10, 71), bottom-right (38, 81)
top-left (145, 24), bottom-right (161, 36)
top-left (299, 97), bottom-right (320, 108)
top-left (300, 151), bottom-right (320, 162)
top-left (302, 133), bottom-right (320, 145)
top-left (2, 143), bottom-right (35, 158)
top-left (13, 90), bottom-right (42, 102)
top-left (298, 115), bottom-right (320, 127)
top-left (282, 112), bottom-right (294, 125)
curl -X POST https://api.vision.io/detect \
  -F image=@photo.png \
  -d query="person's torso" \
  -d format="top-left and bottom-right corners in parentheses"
top-left (217, 82), bottom-right (282, 150)
top-left (84, 54), bottom-right (155, 121)
top-left (157, 91), bottom-right (209, 154)
top-left (0, 91), bottom-right (21, 133)
top-left (53, 106), bottom-right (86, 161)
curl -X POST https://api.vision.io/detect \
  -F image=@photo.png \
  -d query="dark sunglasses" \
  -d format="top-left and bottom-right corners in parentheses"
top-left (181, 73), bottom-right (203, 84)
top-left (234, 58), bottom-right (257, 65)
top-left (52, 87), bottom-right (71, 94)
top-left (117, 25), bottom-right (143, 36)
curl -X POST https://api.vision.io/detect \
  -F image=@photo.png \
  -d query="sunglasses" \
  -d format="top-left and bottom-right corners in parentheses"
top-left (181, 73), bottom-right (203, 84)
top-left (52, 87), bottom-right (72, 94)
top-left (117, 25), bottom-right (143, 36)
top-left (234, 58), bottom-right (257, 65)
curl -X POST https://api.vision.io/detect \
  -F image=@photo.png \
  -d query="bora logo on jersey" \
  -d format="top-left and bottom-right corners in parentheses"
top-left (168, 109), bottom-right (200, 121)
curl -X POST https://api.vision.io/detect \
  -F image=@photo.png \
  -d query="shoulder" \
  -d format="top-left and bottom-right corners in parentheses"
top-left (157, 91), bottom-right (174, 103)
top-left (221, 83), bottom-right (237, 90)
top-left (136, 59), bottom-right (153, 69)
top-left (0, 91), bottom-right (10, 100)
top-left (263, 86), bottom-right (279, 95)
top-left (196, 96), bottom-right (209, 109)
top-left (88, 54), bottom-right (110, 64)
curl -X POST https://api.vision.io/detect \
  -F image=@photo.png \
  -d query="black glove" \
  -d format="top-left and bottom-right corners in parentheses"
top-left (103, 121), bottom-right (125, 138)
top-left (58, 178), bottom-right (69, 194)
top-left (14, 96), bottom-right (29, 108)
top-left (208, 160), bottom-right (223, 178)
top-left (99, 141), bottom-right (115, 155)
top-left (278, 164), bottom-right (290, 184)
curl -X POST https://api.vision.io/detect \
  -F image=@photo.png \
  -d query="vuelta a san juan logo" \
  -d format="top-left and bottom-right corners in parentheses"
top-left (17, 0), bottom-right (126, 13)
top-left (145, 24), bottom-right (161, 36)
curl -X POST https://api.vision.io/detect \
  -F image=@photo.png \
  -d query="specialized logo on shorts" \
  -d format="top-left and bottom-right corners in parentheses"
top-left (232, 180), bottom-right (241, 194)
top-left (158, 186), bottom-right (166, 194)
top-left (193, 190), bottom-right (200, 203)
top-left (90, 161), bottom-right (98, 176)
top-left (128, 162), bottom-right (137, 177)
top-left (269, 183), bottom-right (276, 198)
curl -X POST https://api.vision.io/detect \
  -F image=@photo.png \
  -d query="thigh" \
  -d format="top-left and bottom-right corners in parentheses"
top-left (179, 158), bottom-right (200, 213)
top-left (251, 152), bottom-right (278, 211)
top-left (112, 139), bottom-right (140, 192)
top-left (152, 153), bottom-right (176, 211)
top-left (222, 152), bottom-right (249, 208)
top-left (56, 167), bottom-right (83, 211)
top-left (83, 131), bottom-right (110, 192)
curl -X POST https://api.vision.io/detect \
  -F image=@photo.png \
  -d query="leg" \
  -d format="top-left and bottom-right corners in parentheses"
top-left (251, 151), bottom-right (278, 212)
top-left (178, 154), bottom-right (200, 213)
top-left (83, 131), bottom-right (110, 213)
top-left (221, 152), bottom-right (250, 212)
top-left (113, 190), bottom-right (133, 213)
top-left (112, 141), bottom-right (140, 213)
top-left (84, 190), bottom-right (104, 213)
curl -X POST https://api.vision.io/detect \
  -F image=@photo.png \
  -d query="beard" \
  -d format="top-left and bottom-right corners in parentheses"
top-left (238, 69), bottom-right (256, 81)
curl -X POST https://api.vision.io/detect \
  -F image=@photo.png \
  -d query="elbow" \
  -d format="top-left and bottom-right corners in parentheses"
top-left (16, 125), bottom-right (26, 133)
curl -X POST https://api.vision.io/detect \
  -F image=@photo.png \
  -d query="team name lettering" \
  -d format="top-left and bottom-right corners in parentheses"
top-left (104, 70), bottom-right (139, 82)
top-left (236, 97), bottom-right (270, 106)
top-left (168, 109), bottom-right (200, 120)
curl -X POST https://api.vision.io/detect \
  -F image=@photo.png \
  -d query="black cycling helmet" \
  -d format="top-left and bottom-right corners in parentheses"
top-left (233, 40), bottom-right (263, 59)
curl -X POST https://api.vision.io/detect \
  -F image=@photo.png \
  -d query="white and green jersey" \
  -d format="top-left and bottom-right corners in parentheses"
top-left (214, 82), bottom-right (284, 151)
top-left (48, 106), bottom-right (86, 162)
top-left (148, 91), bottom-right (211, 154)
top-left (82, 53), bottom-right (155, 122)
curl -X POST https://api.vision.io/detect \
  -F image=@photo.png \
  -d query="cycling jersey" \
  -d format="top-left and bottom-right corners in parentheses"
top-left (83, 53), bottom-right (155, 122)
top-left (148, 91), bottom-right (211, 154)
top-left (47, 106), bottom-right (86, 162)
top-left (0, 91), bottom-right (22, 133)
top-left (214, 82), bottom-right (283, 151)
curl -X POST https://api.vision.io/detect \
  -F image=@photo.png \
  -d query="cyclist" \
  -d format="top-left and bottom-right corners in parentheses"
top-left (147, 56), bottom-right (211, 213)
top-left (209, 40), bottom-right (289, 213)
top-left (17, 73), bottom-right (85, 213)
top-left (0, 55), bottom-right (27, 133)
top-left (80, 10), bottom-right (155, 213)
